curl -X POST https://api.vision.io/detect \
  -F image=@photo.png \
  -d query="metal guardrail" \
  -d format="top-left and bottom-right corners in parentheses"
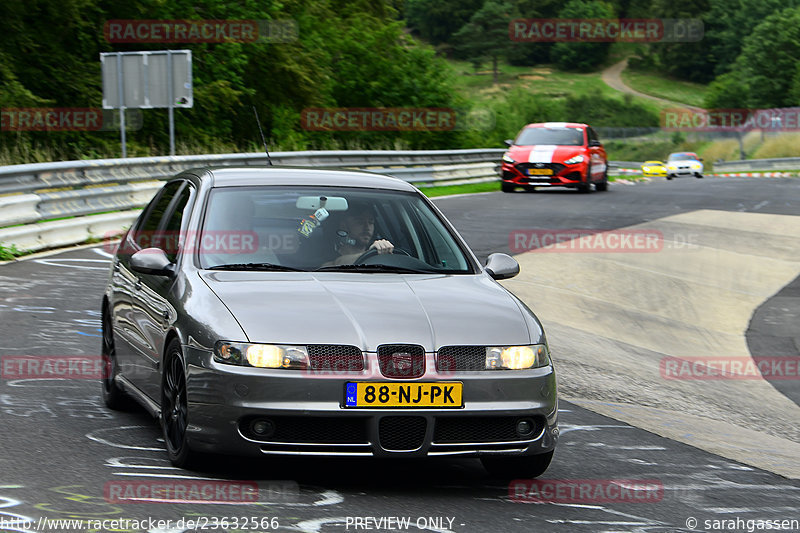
top-left (0, 150), bottom-right (505, 227)
top-left (0, 149), bottom-right (505, 252)
top-left (0, 149), bottom-right (664, 254)
top-left (608, 161), bottom-right (643, 169)
top-left (712, 157), bottom-right (800, 173)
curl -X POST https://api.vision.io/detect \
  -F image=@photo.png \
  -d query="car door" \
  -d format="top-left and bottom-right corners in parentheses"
top-left (128, 180), bottom-right (194, 400)
top-left (112, 181), bottom-right (183, 377)
top-left (587, 127), bottom-right (607, 180)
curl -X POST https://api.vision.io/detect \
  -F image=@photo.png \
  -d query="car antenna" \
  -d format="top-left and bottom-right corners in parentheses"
top-left (252, 105), bottom-right (273, 166)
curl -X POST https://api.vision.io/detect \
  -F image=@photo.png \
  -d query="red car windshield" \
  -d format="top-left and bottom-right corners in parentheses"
top-left (515, 127), bottom-right (584, 146)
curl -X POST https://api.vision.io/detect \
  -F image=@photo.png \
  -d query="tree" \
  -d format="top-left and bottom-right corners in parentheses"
top-left (703, 71), bottom-right (748, 109)
top-left (647, 0), bottom-right (712, 82)
top-left (735, 7), bottom-right (800, 107)
top-left (452, 0), bottom-right (517, 85)
top-left (702, 0), bottom-right (799, 78)
top-left (549, 0), bottom-right (616, 72)
top-left (405, 0), bottom-right (484, 44)
top-left (506, 0), bottom-right (561, 65)
top-left (0, 0), bottom-right (468, 161)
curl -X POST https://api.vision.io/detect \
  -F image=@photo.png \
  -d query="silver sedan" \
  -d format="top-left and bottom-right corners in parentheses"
top-left (101, 167), bottom-right (558, 478)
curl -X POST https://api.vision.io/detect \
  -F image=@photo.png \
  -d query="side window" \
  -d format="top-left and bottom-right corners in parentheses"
top-left (587, 127), bottom-right (599, 144)
top-left (161, 184), bottom-right (193, 262)
top-left (408, 203), bottom-right (468, 270)
top-left (131, 181), bottom-right (183, 250)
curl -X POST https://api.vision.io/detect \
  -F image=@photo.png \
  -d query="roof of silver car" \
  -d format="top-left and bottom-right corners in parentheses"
top-left (198, 166), bottom-right (418, 191)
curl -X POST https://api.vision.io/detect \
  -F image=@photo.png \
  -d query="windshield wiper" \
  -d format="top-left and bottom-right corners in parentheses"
top-left (314, 264), bottom-right (435, 274)
top-left (208, 262), bottom-right (306, 272)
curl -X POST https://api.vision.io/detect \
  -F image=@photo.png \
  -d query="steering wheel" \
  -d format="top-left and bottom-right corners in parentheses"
top-left (353, 247), bottom-right (411, 264)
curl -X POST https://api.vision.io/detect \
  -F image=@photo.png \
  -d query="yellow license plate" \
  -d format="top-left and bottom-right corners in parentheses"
top-left (344, 382), bottom-right (463, 408)
top-left (527, 168), bottom-right (553, 175)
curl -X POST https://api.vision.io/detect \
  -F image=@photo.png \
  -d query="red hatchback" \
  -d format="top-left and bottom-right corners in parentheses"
top-left (500, 122), bottom-right (608, 193)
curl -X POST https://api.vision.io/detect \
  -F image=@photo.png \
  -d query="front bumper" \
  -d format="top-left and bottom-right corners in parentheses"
top-left (642, 169), bottom-right (666, 177)
top-left (667, 166), bottom-right (703, 176)
top-left (184, 347), bottom-right (558, 458)
top-left (501, 161), bottom-right (588, 188)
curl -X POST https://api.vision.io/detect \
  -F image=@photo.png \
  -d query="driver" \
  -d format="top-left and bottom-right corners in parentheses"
top-left (325, 202), bottom-right (393, 266)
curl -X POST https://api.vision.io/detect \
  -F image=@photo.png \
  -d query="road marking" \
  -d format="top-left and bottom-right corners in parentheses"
top-left (85, 426), bottom-right (163, 451)
top-left (33, 258), bottom-right (109, 270)
top-left (557, 424), bottom-right (633, 435)
top-left (506, 209), bottom-right (800, 478)
top-left (584, 443), bottom-right (667, 450)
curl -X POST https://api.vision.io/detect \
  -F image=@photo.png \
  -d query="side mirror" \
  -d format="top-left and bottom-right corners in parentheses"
top-left (130, 248), bottom-right (175, 277)
top-left (504, 139), bottom-right (514, 147)
top-left (589, 140), bottom-right (602, 147)
top-left (484, 253), bottom-right (519, 280)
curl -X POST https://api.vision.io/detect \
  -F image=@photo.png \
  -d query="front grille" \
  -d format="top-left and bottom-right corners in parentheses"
top-left (377, 344), bottom-right (425, 378)
top-left (379, 416), bottom-right (427, 450)
top-left (240, 416), bottom-right (368, 443)
top-left (308, 345), bottom-right (364, 373)
top-left (437, 346), bottom-right (485, 371)
top-left (521, 177), bottom-right (560, 184)
top-left (434, 416), bottom-right (544, 443)
top-left (516, 162), bottom-right (566, 175)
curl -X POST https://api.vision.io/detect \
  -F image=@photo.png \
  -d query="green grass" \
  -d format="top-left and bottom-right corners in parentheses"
top-left (417, 180), bottom-right (500, 197)
top-left (620, 68), bottom-right (708, 108)
top-left (709, 169), bottom-right (799, 175)
top-left (751, 132), bottom-right (800, 159)
top-left (0, 243), bottom-right (25, 261)
top-left (448, 59), bottom-right (668, 116)
top-left (604, 135), bottom-right (703, 162)
top-left (609, 175), bottom-right (647, 182)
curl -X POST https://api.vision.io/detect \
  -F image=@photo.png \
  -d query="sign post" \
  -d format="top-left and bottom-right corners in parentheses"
top-left (101, 50), bottom-right (192, 157)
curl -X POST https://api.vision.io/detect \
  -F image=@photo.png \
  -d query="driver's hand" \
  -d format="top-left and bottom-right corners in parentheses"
top-left (370, 239), bottom-right (394, 254)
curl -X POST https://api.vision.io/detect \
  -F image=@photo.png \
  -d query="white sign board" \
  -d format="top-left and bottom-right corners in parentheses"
top-left (101, 50), bottom-right (192, 109)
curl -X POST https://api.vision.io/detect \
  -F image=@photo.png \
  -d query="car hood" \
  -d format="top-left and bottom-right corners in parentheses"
top-left (507, 145), bottom-right (585, 163)
top-left (200, 272), bottom-right (536, 350)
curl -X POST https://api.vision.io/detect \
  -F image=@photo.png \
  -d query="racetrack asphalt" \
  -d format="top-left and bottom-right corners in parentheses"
top-left (0, 174), bottom-right (798, 532)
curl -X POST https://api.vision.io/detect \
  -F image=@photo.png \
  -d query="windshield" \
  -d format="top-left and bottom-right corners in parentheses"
top-left (668, 152), bottom-right (700, 161)
top-left (198, 186), bottom-right (473, 273)
top-left (515, 127), bottom-right (585, 146)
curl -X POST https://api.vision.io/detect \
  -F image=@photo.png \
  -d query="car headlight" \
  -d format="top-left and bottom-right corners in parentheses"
top-left (642, 166), bottom-right (650, 172)
top-left (667, 164), bottom-right (677, 170)
top-left (214, 341), bottom-right (309, 369)
top-left (691, 163), bottom-right (702, 170)
top-left (485, 344), bottom-right (550, 370)
top-left (564, 155), bottom-right (584, 165)
top-left (502, 154), bottom-right (516, 164)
